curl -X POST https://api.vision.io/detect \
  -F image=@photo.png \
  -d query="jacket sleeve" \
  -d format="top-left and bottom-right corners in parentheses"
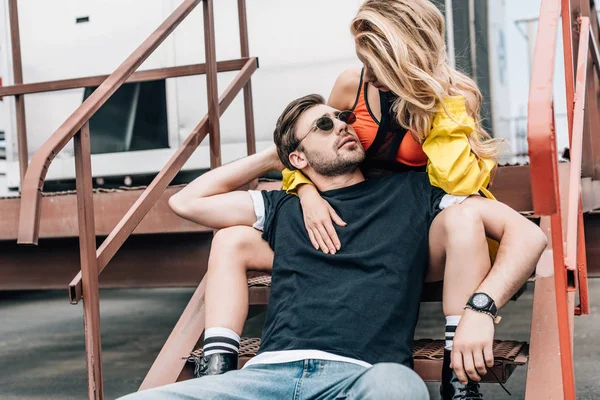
top-left (422, 96), bottom-right (496, 198)
top-left (281, 168), bottom-right (314, 195)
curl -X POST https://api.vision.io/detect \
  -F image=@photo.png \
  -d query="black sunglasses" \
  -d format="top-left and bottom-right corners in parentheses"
top-left (297, 110), bottom-right (357, 146)
top-left (315, 110), bottom-right (357, 131)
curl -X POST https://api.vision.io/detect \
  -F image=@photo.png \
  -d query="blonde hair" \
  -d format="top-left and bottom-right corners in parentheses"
top-left (351, 0), bottom-right (502, 160)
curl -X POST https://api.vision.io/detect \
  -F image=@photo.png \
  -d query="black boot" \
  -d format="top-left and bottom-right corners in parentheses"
top-left (440, 349), bottom-right (483, 399)
top-left (193, 352), bottom-right (238, 378)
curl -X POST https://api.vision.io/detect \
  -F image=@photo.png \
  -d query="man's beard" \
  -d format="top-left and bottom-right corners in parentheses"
top-left (305, 146), bottom-right (365, 177)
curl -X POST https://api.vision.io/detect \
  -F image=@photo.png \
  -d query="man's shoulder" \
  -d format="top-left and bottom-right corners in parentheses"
top-left (258, 189), bottom-right (300, 244)
top-left (260, 189), bottom-right (299, 211)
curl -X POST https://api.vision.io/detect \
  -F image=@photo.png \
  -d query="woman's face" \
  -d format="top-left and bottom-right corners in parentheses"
top-left (356, 50), bottom-right (390, 92)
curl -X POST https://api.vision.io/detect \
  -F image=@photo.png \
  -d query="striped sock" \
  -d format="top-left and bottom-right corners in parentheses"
top-left (445, 315), bottom-right (461, 351)
top-left (203, 327), bottom-right (240, 357)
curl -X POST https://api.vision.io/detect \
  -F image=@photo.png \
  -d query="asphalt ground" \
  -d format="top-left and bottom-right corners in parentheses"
top-left (1, 280), bottom-right (599, 399)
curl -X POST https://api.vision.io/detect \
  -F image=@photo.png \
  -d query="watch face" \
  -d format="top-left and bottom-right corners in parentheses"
top-left (472, 294), bottom-right (490, 308)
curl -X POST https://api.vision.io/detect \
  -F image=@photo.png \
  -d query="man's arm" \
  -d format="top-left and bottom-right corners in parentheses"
top-left (168, 145), bottom-right (283, 229)
top-left (464, 196), bottom-right (547, 307)
top-left (449, 196), bottom-right (547, 383)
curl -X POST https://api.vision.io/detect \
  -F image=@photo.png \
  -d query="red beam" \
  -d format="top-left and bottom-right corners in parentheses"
top-left (0, 163), bottom-right (561, 242)
top-left (0, 186), bottom-right (210, 241)
top-left (0, 59), bottom-right (249, 97)
top-left (0, 233), bottom-right (211, 291)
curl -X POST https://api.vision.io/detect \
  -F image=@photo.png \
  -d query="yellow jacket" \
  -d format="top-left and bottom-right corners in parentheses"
top-left (424, 96), bottom-right (496, 199)
top-left (282, 96), bottom-right (496, 200)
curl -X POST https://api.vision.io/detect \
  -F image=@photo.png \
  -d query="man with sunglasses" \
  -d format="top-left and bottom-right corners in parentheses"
top-left (120, 94), bottom-right (545, 400)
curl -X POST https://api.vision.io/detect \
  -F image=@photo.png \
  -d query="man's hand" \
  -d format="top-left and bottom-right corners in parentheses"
top-left (267, 144), bottom-right (286, 172)
top-left (451, 308), bottom-right (495, 383)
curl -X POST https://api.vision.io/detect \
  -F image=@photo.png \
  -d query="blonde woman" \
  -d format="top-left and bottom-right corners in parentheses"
top-left (171, 1), bottom-right (533, 399)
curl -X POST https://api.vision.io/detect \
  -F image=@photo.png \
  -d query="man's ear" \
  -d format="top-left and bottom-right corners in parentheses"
top-left (289, 150), bottom-right (308, 170)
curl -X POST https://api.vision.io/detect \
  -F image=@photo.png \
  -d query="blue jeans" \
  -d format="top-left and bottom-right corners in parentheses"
top-left (118, 360), bottom-right (429, 400)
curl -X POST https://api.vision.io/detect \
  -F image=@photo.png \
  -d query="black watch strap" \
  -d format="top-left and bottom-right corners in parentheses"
top-left (466, 293), bottom-right (500, 323)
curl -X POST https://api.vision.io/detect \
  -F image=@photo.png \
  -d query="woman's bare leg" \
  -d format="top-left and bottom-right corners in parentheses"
top-left (205, 226), bottom-right (274, 335)
top-left (426, 202), bottom-right (493, 395)
top-left (426, 203), bottom-right (491, 314)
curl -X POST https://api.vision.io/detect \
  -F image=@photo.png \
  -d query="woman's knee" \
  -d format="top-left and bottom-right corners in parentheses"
top-left (355, 363), bottom-right (429, 399)
top-left (210, 226), bottom-right (262, 266)
top-left (435, 204), bottom-right (485, 246)
top-left (210, 226), bottom-right (273, 272)
top-left (441, 203), bottom-right (481, 229)
top-left (212, 226), bottom-right (259, 253)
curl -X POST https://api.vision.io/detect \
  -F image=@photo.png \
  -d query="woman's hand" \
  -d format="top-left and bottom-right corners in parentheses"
top-left (298, 184), bottom-right (347, 254)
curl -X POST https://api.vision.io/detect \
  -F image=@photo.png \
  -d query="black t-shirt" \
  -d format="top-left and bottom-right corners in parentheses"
top-left (258, 172), bottom-right (446, 367)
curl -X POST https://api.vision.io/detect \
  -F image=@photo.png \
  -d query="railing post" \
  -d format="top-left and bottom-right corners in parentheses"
top-left (577, 1), bottom-right (600, 179)
top-left (562, 0), bottom-right (575, 134)
top-left (566, 17), bottom-right (589, 275)
top-left (74, 121), bottom-right (104, 400)
top-left (577, 210), bottom-right (590, 314)
top-left (238, 0), bottom-right (256, 157)
top-left (8, 0), bottom-right (29, 184)
top-left (528, 1), bottom-right (577, 397)
top-left (203, 0), bottom-right (221, 168)
top-left (526, 217), bottom-right (568, 399)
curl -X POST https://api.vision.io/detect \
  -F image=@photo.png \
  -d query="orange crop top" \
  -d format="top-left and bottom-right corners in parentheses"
top-left (351, 70), bottom-right (428, 167)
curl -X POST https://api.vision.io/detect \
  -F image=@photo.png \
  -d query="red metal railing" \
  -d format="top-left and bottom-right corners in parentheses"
top-left (3, 1), bottom-right (258, 398)
top-left (16, 0), bottom-right (201, 245)
top-left (7, 0), bottom-right (28, 183)
top-left (527, 2), bottom-right (574, 395)
top-left (527, 0), bottom-right (600, 398)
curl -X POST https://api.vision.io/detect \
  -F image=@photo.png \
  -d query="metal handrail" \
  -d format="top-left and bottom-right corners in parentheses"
top-left (16, 0), bottom-right (202, 245)
top-left (528, 0), bottom-right (561, 215)
top-left (525, 0), bottom-right (600, 396)
top-left (527, 0), bottom-right (576, 398)
top-left (0, 59), bottom-right (249, 97)
top-left (68, 57), bottom-right (258, 303)
top-left (565, 17), bottom-right (589, 278)
top-left (8, 0), bottom-right (259, 398)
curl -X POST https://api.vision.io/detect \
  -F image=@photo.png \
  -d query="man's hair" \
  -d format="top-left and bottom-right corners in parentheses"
top-left (273, 94), bottom-right (325, 170)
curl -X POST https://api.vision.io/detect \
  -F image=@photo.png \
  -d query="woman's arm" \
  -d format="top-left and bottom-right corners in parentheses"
top-left (282, 168), bottom-right (313, 194)
top-left (281, 168), bottom-right (346, 254)
top-left (327, 67), bottom-right (362, 110)
top-left (423, 96), bottom-right (496, 197)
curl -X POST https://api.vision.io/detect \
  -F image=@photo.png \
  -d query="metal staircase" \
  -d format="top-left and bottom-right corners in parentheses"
top-left (0, 0), bottom-right (597, 399)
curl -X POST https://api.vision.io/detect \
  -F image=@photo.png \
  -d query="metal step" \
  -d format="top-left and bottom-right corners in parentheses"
top-left (187, 337), bottom-right (529, 383)
top-left (247, 274), bottom-right (527, 304)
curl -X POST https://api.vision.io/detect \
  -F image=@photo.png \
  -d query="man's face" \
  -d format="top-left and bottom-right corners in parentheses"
top-left (290, 104), bottom-right (365, 176)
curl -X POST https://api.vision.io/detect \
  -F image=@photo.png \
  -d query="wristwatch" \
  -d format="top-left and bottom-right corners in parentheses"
top-left (465, 292), bottom-right (501, 324)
